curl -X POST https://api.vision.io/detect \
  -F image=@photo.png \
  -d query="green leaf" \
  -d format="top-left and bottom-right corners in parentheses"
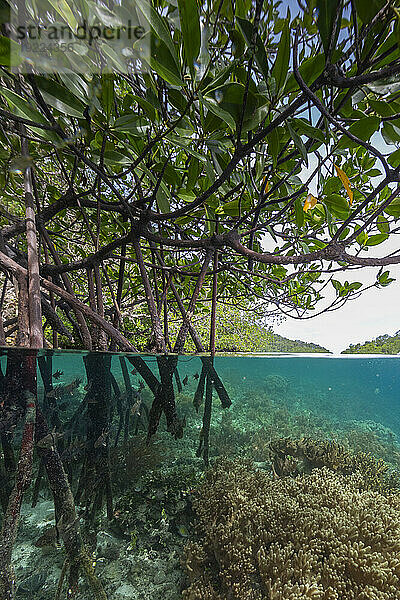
top-left (201, 59), bottom-right (240, 94)
top-left (177, 0), bottom-right (201, 78)
top-left (237, 17), bottom-right (269, 82)
top-left (202, 95), bottom-right (236, 132)
top-left (337, 117), bottom-right (380, 149)
top-left (323, 193), bottom-right (350, 218)
top-left (378, 270), bottom-right (395, 286)
top-left (0, 36), bottom-right (20, 68)
top-left (294, 198), bottom-right (304, 227)
top-left (156, 188), bottom-right (170, 213)
top-left (0, 88), bottom-right (59, 142)
top-left (150, 38), bottom-right (184, 86)
top-left (267, 127), bottom-right (280, 167)
top-left (287, 120), bottom-right (308, 167)
top-left (365, 233), bottom-right (388, 246)
top-left (384, 197), bottom-right (400, 219)
top-left (34, 76), bottom-right (85, 118)
top-left (285, 53), bottom-right (326, 93)
top-left (368, 99), bottom-right (397, 117)
top-left (135, 0), bottom-right (177, 61)
top-left (377, 215), bottom-right (390, 234)
top-left (93, 149), bottom-right (132, 166)
top-left (166, 134), bottom-right (207, 162)
top-left (291, 118), bottom-right (326, 143)
top-left (187, 157), bottom-right (201, 190)
top-left (113, 115), bottom-right (151, 136)
top-left (388, 148), bottom-right (400, 168)
top-left (382, 122), bottom-right (400, 144)
top-left (235, 0), bottom-right (251, 19)
top-left (354, 0), bottom-right (385, 23)
top-left (356, 230), bottom-right (368, 246)
top-left (348, 282), bottom-right (362, 291)
top-left (316, 0), bottom-right (341, 56)
top-left (47, 0), bottom-right (78, 30)
top-left (101, 74), bottom-right (114, 121)
top-left (128, 94), bottom-right (158, 121)
top-left (271, 19), bottom-right (290, 94)
top-left (205, 83), bottom-right (258, 129)
top-left (218, 199), bottom-right (240, 216)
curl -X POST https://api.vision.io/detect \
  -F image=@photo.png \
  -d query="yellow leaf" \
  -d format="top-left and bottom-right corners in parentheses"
top-left (334, 164), bottom-right (353, 205)
top-left (303, 193), bottom-right (318, 212)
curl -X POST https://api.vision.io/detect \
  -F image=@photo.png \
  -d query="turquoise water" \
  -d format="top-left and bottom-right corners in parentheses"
top-left (0, 349), bottom-right (400, 599)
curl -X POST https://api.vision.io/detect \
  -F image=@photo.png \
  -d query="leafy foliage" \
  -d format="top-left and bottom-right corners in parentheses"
top-left (0, 0), bottom-right (399, 351)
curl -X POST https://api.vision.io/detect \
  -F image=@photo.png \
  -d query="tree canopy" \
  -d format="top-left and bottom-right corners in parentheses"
top-left (0, 0), bottom-right (399, 352)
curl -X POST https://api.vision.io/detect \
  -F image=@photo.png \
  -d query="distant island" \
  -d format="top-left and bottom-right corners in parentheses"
top-left (262, 333), bottom-right (329, 353)
top-left (342, 331), bottom-right (400, 354)
top-left (169, 307), bottom-right (330, 353)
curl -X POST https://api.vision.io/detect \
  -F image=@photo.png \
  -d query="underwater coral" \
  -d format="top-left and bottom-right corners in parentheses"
top-left (183, 459), bottom-right (400, 599)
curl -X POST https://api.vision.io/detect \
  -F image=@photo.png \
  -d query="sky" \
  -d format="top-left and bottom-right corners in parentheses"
top-left (275, 262), bottom-right (400, 354)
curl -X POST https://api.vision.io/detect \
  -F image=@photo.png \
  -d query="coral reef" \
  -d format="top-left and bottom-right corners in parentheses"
top-left (110, 435), bottom-right (168, 490)
top-left (263, 374), bottom-right (289, 397)
top-left (113, 463), bottom-right (200, 545)
top-left (269, 437), bottom-right (400, 493)
top-left (183, 459), bottom-right (400, 599)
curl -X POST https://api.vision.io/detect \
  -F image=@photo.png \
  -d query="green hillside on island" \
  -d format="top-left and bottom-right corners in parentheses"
top-left (168, 306), bottom-right (329, 353)
top-left (342, 331), bottom-right (400, 355)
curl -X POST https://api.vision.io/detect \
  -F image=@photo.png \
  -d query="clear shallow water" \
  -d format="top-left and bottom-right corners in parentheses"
top-left (0, 349), bottom-right (400, 599)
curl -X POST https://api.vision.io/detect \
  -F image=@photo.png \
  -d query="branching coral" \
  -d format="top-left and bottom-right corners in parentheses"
top-left (182, 460), bottom-right (400, 600)
top-left (269, 437), bottom-right (400, 493)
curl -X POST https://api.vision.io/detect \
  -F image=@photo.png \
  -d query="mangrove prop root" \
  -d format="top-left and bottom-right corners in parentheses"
top-left (54, 559), bottom-right (68, 600)
top-left (80, 354), bottom-right (113, 519)
top-left (201, 375), bottom-right (213, 467)
top-left (193, 365), bottom-right (207, 412)
top-left (35, 406), bottom-right (107, 599)
top-left (0, 392), bottom-right (36, 600)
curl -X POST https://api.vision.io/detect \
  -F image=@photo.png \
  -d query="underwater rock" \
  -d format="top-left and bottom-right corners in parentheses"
top-left (114, 583), bottom-right (137, 598)
top-left (96, 530), bottom-right (121, 560)
top-left (16, 572), bottom-right (47, 595)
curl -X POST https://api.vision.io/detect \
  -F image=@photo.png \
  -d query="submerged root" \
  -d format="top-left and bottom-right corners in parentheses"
top-left (54, 549), bottom-right (107, 600)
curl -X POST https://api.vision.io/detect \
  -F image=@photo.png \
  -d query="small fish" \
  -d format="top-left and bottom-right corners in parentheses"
top-left (36, 427), bottom-right (63, 450)
top-left (64, 378), bottom-right (82, 395)
top-left (138, 381), bottom-right (144, 391)
top-left (46, 387), bottom-right (59, 399)
top-left (34, 527), bottom-right (58, 548)
top-left (53, 370), bottom-right (63, 380)
top-left (182, 375), bottom-right (188, 386)
top-left (131, 397), bottom-right (142, 417)
top-left (47, 378), bottom-right (82, 400)
top-left (94, 430), bottom-right (109, 448)
top-left (84, 381), bottom-right (92, 392)
top-left (193, 372), bottom-right (199, 380)
top-left (176, 524), bottom-right (189, 537)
